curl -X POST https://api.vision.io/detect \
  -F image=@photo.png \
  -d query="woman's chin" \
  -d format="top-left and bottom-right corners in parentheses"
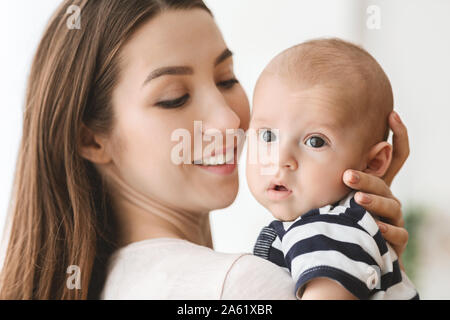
top-left (203, 179), bottom-right (239, 211)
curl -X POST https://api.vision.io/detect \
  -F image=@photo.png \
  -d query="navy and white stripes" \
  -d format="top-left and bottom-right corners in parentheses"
top-left (253, 227), bottom-right (278, 260)
top-left (253, 191), bottom-right (419, 300)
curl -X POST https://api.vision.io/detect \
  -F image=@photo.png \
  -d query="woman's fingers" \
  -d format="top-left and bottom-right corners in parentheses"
top-left (375, 221), bottom-right (409, 258)
top-left (354, 192), bottom-right (404, 227)
top-left (343, 170), bottom-right (392, 199)
top-left (383, 112), bottom-right (410, 187)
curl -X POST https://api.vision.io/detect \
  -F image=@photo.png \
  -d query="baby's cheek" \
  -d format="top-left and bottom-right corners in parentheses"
top-left (301, 157), bottom-right (348, 205)
top-left (302, 153), bottom-right (336, 181)
top-left (246, 162), bottom-right (265, 199)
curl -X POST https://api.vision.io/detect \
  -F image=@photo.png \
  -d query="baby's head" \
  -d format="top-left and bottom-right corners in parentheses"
top-left (246, 38), bottom-right (394, 222)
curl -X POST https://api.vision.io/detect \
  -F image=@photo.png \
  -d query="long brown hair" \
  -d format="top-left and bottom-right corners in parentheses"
top-left (0, 0), bottom-right (211, 300)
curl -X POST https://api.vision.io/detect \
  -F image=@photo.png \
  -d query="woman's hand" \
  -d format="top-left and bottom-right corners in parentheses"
top-left (343, 111), bottom-right (410, 267)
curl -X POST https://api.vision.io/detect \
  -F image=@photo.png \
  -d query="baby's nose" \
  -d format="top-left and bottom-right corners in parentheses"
top-left (280, 154), bottom-right (298, 171)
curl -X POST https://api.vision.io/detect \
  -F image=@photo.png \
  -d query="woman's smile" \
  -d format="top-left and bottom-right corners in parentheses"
top-left (194, 146), bottom-right (238, 175)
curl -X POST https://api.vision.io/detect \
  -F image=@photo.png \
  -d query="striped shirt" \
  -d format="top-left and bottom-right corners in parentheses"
top-left (253, 191), bottom-right (419, 300)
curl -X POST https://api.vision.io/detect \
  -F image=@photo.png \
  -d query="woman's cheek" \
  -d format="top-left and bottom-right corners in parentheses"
top-left (120, 120), bottom-right (174, 182)
top-left (228, 86), bottom-right (250, 131)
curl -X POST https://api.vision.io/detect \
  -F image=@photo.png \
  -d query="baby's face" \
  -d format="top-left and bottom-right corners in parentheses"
top-left (246, 76), bottom-right (368, 221)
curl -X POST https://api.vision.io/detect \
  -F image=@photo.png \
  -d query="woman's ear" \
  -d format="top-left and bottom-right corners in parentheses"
top-left (364, 141), bottom-right (393, 178)
top-left (79, 124), bottom-right (112, 164)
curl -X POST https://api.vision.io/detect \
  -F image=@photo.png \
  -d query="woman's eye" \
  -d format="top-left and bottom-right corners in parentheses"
top-left (305, 136), bottom-right (326, 148)
top-left (155, 94), bottom-right (190, 109)
top-left (217, 78), bottom-right (239, 90)
top-left (259, 129), bottom-right (277, 143)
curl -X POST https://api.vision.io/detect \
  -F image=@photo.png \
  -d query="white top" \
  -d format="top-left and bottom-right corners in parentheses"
top-left (100, 238), bottom-right (296, 300)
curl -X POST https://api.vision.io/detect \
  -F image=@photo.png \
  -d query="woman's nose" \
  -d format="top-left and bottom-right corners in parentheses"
top-left (201, 88), bottom-right (241, 134)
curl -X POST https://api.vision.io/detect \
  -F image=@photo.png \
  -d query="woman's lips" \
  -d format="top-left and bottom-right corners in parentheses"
top-left (194, 147), bottom-right (238, 176)
top-left (197, 163), bottom-right (237, 175)
top-left (266, 183), bottom-right (292, 200)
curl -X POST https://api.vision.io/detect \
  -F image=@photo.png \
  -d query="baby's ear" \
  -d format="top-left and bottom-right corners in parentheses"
top-left (364, 141), bottom-right (393, 178)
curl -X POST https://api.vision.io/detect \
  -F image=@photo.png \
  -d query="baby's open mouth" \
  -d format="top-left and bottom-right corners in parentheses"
top-left (273, 185), bottom-right (288, 191)
top-left (267, 182), bottom-right (292, 200)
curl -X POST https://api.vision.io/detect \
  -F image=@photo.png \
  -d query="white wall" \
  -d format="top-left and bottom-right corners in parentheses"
top-left (360, 0), bottom-right (450, 299)
top-left (362, 0), bottom-right (450, 209)
top-left (1, 0), bottom-right (449, 299)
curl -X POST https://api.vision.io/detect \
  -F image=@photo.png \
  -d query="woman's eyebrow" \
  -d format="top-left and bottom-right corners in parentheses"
top-left (142, 49), bottom-right (232, 87)
top-left (215, 48), bottom-right (233, 66)
top-left (142, 66), bottom-right (193, 87)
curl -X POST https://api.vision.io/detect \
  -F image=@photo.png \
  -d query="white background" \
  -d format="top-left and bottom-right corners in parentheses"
top-left (1, 0), bottom-right (449, 299)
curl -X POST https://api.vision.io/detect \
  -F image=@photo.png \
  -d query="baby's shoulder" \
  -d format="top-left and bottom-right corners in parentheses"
top-left (297, 192), bottom-right (380, 235)
top-left (282, 194), bottom-right (388, 261)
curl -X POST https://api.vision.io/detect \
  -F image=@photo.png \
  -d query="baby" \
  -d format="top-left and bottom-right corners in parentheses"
top-left (246, 38), bottom-right (419, 300)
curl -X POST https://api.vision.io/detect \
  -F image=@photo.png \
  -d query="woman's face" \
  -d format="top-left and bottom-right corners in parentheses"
top-left (106, 9), bottom-right (250, 213)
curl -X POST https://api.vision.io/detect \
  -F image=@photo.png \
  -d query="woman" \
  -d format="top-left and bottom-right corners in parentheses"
top-left (0, 0), bottom-right (410, 299)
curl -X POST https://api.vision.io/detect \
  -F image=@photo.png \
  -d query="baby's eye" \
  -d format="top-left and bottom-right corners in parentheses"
top-left (305, 136), bottom-right (327, 148)
top-left (259, 129), bottom-right (277, 143)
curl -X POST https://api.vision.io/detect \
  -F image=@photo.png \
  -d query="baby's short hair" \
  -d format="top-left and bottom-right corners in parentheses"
top-left (263, 38), bottom-right (393, 146)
